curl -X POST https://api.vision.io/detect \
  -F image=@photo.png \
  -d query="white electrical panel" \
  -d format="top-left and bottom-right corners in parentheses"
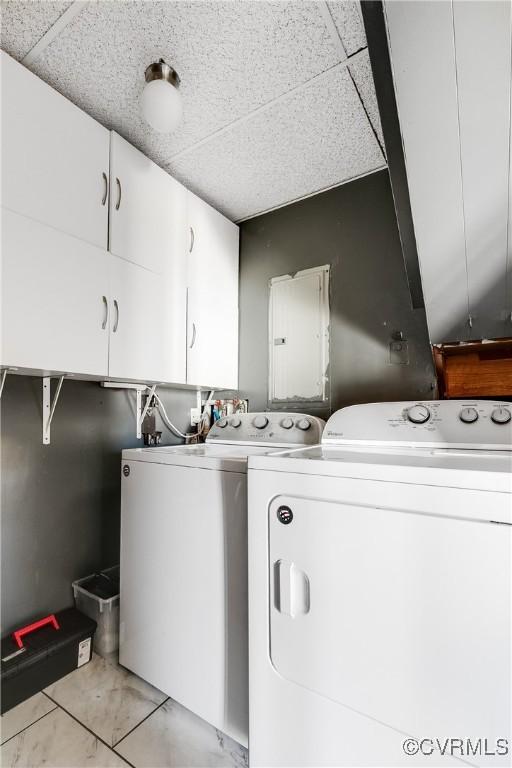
top-left (268, 265), bottom-right (329, 404)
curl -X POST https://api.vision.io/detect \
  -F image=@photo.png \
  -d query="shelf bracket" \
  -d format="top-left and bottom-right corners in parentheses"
top-left (0, 369), bottom-right (8, 400)
top-left (100, 381), bottom-right (152, 439)
top-left (43, 376), bottom-right (65, 445)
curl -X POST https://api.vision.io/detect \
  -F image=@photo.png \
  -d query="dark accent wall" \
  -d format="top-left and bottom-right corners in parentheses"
top-left (1, 376), bottom-right (195, 634)
top-left (238, 169), bottom-right (436, 418)
top-left (361, 1), bottom-right (425, 311)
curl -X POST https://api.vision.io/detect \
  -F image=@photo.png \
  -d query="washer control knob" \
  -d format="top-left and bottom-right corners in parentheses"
top-left (297, 418), bottom-right (311, 431)
top-left (459, 407), bottom-right (478, 424)
top-left (281, 417), bottom-right (294, 430)
top-left (253, 415), bottom-right (269, 430)
top-left (231, 417), bottom-right (242, 428)
top-left (217, 417), bottom-right (228, 428)
top-left (491, 407), bottom-right (511, 425)
top-left (406, 405), bottom-right (430, 424)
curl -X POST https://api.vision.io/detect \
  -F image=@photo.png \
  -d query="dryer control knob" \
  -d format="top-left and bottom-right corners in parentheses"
top-left (491, 407), bottom-right (511, 425)
top-left (459, 407), bottom-right (478, 424)
top-left (297, 418), bottom-right (311, 431)
top-left (231, 417), bottom-right (242, 428)
top-left (253, 415), bottom-right (269, 429)
top-left (281, 417), bottom-right (294, 430)
top-left (217, 418), bottom-right (228, 428)
top-left (406, 405), bottom-right (430, 424)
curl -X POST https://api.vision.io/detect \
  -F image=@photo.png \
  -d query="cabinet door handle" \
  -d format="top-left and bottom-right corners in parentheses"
top-left (115, 178), bottom-right (122, 211)
top-left (189, 226), bottom-right (194, 253)
top-left (101, 172), bottom-right (108, 206)
top-left (189, 322), bottom-right (196, 349)
top-left (113, 299), bottom-right (119, 332)
top-left (101, 296), bottom-right (108, 329)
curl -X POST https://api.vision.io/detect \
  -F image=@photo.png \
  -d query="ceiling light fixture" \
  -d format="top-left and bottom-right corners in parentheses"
top-left (141, 59), bottom-right (182, 133)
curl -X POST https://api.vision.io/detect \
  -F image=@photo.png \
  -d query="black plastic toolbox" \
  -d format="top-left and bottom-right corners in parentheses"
top-left (1, 608), bottom-right (97, 714)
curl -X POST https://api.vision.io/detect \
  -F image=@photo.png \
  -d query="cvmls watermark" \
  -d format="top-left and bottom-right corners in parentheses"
top-left (402, 738), bottom-right (509, 758)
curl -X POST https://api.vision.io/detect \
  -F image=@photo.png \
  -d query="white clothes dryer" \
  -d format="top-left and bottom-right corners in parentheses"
top-left (248, 400), bottom-right (512, 767)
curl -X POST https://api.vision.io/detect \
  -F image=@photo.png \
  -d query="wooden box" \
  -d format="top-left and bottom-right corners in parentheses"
top-left (433, 339), bottom-right (512, 399)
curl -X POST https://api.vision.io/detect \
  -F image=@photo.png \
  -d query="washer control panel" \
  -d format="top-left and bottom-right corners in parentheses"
top-left (323, 400), bottom-right (512, 450)
top-left (207, 412), bottom-right (325, 447)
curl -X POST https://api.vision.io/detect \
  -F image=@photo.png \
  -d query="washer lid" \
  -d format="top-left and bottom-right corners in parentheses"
top-left (123, 412), bottom-right (326, 470)
top-left (249, 443), bottom-right (512, 494)
top-left (122, 443), bottom-right (279, 472)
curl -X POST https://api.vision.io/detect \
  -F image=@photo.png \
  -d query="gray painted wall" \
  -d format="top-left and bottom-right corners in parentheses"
top-left (1, 376), bottom-right (195, 634)
top-left (238, 169), bottom-right (436, 418)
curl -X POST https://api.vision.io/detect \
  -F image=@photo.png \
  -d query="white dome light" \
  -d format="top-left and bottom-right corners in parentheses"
top-left (141, 60), bottom-right (182, 133)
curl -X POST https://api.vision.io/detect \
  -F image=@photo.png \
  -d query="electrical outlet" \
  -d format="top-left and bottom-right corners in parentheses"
top-left (190, 407), bottom-right (201, 425)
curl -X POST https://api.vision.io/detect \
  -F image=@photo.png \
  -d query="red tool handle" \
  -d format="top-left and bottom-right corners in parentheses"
top-left (13, 614), bottom-right (60, 649)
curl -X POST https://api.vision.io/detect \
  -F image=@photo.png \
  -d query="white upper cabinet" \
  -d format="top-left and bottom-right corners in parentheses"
top-left (109, 132), bottom-right (189, 383)
top-left (384, 0), bottom-right (467, 343)
top-left (385, 0), bottom-right (512, 343)
top-left (2, 209), bottom-right (110, 377)
top-left (110, 133), bottom-right (183, 274)
top-left (453, 0), bottom-right (511, 341)
top-left (1, 55), bottom-right (239, 388)
top-left (1, 52), bottom-right (110, 250)
top-left (187, 192), bottom-right (239, 389)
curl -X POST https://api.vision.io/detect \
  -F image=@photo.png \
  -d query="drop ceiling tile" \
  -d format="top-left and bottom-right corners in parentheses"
top-left (169, 64), bottom-right (386, 221)
top-left (327, 1), bottom-right (366, 56)
top-left (30, 0), bottom-right (342, 162)
top-left (349, 49), bottom-right (385, 152)
top-left (0, 0), bottom-right (72, 60)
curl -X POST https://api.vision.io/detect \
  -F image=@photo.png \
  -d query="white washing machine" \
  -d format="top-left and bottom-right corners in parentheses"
top-left (248, 400), bottom-right (512, 767)
top-left (119, 411), bottom-right (324, 748)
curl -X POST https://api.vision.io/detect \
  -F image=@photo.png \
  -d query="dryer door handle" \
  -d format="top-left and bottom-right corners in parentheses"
top-left (274, 560), bottom-right (310, 617)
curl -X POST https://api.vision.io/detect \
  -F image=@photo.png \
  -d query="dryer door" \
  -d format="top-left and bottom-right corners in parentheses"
top-left (268, 493), bottom-right (511, 746)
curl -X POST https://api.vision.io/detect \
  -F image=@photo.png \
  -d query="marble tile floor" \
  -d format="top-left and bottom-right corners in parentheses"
top-left (1, 654), bottom-right (248, 768)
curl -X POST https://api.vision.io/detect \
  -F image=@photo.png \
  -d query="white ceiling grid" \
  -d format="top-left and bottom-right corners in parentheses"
top-left (327, 0), bottom-right (366, 55)
top-left (0, 0), bottom-right (71, 59)
top-left (1, 0), bottom-right (386, 221)
top-left (171, 58), bottom-right (384, 221)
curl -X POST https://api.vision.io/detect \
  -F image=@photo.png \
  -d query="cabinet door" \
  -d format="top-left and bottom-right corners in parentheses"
top-left (109, 132), bottom-right (186, 276)
top-left (386, 2), bottom-right (512, 343)
top-left (187, 192), bottom-right (239, 389)
top-left (1, 208), bottom-right (109, 376)
top-left (109, 133), bottom-right (188, 383)
top-left (108, 255), bottom-right (168, 382)
top-left (385, 2), bottom-right (469, 343)
top-left (453, 1), bottom-right (511, 340)
top-left (160, 172), bottom-right (188, 384)
top-left (1, 52), bottom-right (109, 250)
